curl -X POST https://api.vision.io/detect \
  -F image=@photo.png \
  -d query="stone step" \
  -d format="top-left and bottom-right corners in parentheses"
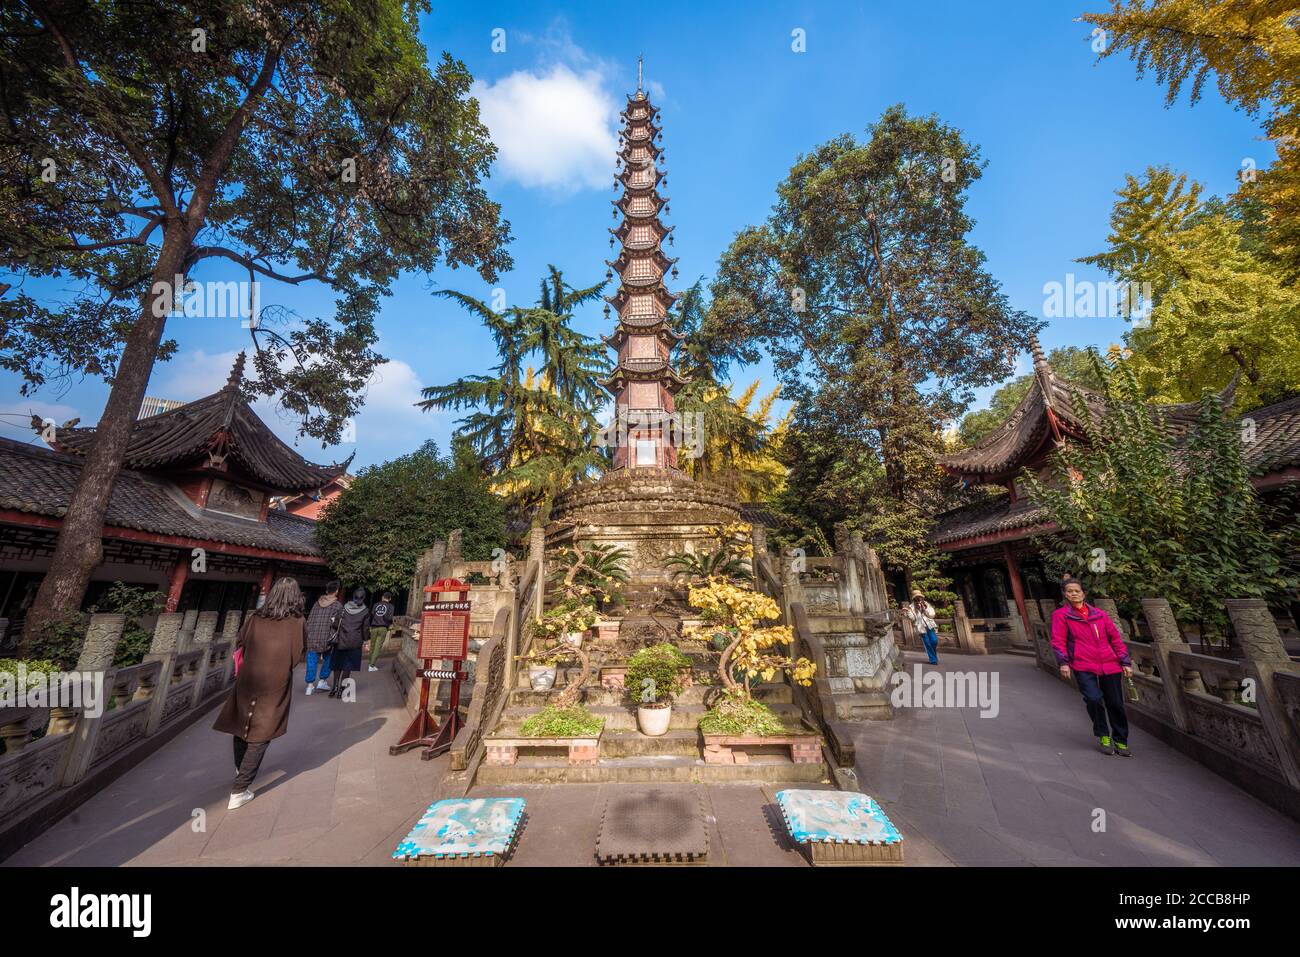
top-left (508, 681), bottom-right (793, 708)
top-left (598, 729), bottom-right (701, 758)
top-left (474, 754), bottom-right (828, 786)
top-left (500, 701), bottom-right (806, 732)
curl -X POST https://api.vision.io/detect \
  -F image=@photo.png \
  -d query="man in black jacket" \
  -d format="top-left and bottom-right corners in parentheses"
top-left (367, 591), bottom-right (396, 672)
top-left (329, 588), bottom-right (369, 699)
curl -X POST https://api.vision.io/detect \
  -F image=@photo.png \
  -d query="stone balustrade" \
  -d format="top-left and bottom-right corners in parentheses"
top-left (1030, 596), bottom-right (1300, 821)
top-left (0, 608), bottom-right (238, 859)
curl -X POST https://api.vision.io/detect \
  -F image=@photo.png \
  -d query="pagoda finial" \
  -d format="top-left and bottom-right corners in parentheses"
top-left (226, 351), bottom-right (247, 390)
top-left (1028, 332), bottom-right (1048, 373)
top-left (636, 55), bottom-right (644, 98)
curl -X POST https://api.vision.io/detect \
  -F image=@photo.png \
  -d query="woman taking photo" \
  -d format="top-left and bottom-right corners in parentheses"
top-left (213, 577), bottom-right (307, 808)
top-left (1050, 577), bottom-right (1134, 756)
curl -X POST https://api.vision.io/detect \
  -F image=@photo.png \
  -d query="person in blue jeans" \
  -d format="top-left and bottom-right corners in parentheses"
top-left (303, 580), bottom-right (343, 695)
top-left (904, 590), bottom-right (940, 665)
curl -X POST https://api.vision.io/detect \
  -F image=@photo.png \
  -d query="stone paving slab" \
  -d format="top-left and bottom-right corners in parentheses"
top-left (854, 651), bottom-right (1300, 866)
top-left (6, 650), bottom-right (1299, 867)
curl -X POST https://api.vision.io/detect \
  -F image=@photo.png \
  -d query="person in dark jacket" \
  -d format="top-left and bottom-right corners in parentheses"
top-left (1051, 577), bottom-right (1135, 756)
top-left (329, 588), bottom-right (369, 698)
top-left (304, 580), bottom-right (343, 695)
top-left (213, 577), bottom-right (306, 809)
top-left (367, 591), bottom-right (396, 672)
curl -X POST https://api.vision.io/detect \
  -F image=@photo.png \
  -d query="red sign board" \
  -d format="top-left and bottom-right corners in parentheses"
top-left (419, 599), bottom-right (471, 660)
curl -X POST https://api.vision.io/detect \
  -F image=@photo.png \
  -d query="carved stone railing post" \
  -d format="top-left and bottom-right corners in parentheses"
top-left (59, 613), bottom-right (125, 786)
top-left (779, 547), bottom-right (807, 657)
top-left (193, 611), bottom-right (218, 644)
top-left (1093, 597), bottom-right (1130, 642)
top-left (528, 526), bottom-right (546, 623)
top-left (176, 609), bottom-right (199, 651)
top-left (751, 523), bottom-right (767, 564)
top-left (1140, 598), bottom-right (1195, 731)
top-left (144, 612), bottom-right (184, 735)
top-left (1227, 599), bottom-right (1300, 789)
top-left (953, 599), bottom-right (986, 654)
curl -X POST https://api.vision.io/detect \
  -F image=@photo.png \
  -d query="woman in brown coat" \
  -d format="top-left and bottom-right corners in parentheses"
top-left (213, 577), bottom-right (307, 809)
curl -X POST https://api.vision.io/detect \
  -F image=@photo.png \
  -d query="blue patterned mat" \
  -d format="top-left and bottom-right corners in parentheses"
top-left (775, 790), bottom-right (903, 846)
top-left (392, 797), bottom-right (526, 861)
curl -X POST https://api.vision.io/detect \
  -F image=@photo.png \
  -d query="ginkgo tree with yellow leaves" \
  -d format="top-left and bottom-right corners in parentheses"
top-left (683, 577), bottom-right (816, 735)
top-left (1081, 167), bottom-right (1300, 409)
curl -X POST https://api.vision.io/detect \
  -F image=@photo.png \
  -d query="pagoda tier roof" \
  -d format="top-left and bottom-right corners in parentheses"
top-left (609, 220), bottom-right (673, 248)
top-left (623, 121), bottom-right (660, 141)
top-left (624, 92), bottom-right (659, 111)
top-left (937, 338), bottom-right (1232, 484)
top-left (606, 248), bottom-right (677, 274)
top-left (612, 191), bottom-right (668, 216)
top-left (619, 140), bottom-right (662, 162)
top-left (39, 353), bottom-right (351, 494)
top-left (602, 323), bottom-right (684, 349)
top-left (606, 284), bottom-right (678, 312)
top-left (617, 165), bottom-right (664, 190)
top-left (602, 361), bottom-right (687, 395)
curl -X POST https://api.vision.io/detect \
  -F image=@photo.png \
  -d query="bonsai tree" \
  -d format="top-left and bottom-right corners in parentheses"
top-left (521, 599), bottom-right (600, 708)
top-left (683, 577), bottom-right (816, 736)
top-left (624, 642), bottom-right (692, 709)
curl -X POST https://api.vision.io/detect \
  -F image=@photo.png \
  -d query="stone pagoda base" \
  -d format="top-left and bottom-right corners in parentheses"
top-left (546, 467), bottom-right (741, 588)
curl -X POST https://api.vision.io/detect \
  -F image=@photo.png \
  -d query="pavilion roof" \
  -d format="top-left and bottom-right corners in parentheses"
top-left (0, 437), bottom-right (322, 557)
top-left (38, 353), bottom-right (351, 494)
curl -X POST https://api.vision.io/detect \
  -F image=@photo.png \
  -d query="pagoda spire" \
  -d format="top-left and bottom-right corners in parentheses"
top-left (603, 80), bottom-right (685, 471)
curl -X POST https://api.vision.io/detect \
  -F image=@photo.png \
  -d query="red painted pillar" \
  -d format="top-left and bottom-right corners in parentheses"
top-left (258, 565), bottom-right (276, 607)
top-left (166, 555), bottom-right (189, 612)
top-left (1003, 543), bottom-right (1030, 636)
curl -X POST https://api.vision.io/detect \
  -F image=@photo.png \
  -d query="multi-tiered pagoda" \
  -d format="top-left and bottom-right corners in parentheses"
top-left (549, 73), bottom-right (740, 587)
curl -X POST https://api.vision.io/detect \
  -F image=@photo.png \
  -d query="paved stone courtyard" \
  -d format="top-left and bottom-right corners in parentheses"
top-left (5, 651), bottom-right (1298, 866)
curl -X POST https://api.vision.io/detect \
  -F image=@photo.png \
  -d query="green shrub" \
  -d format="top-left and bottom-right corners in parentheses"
top-left (0, 658), bottom-right (57, 689)
top-left (624, 642), bottom-right (691, 705)
top-left (699, 690), bottom-right (787, 736)
top-left (518, 705), bottom-right (604, 738)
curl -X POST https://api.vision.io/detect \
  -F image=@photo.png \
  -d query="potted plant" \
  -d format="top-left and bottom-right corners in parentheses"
top-left (528, 649), bottom-right (562, 692)
top-left (624, 642), bottom-right (692, 736)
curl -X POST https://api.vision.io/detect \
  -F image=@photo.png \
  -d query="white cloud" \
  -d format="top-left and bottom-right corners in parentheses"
top-left (472, 64), bottom-right (619, 192)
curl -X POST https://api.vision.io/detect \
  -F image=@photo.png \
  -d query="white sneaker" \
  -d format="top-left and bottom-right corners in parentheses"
top-left (368, 665), bottom-right (379, 672)
top-left (227, 789), bottom-right (255, 810)
top-left (305, 684), bottom-right (314, 695)
top-left (316, 680), bottom-right (330, 690)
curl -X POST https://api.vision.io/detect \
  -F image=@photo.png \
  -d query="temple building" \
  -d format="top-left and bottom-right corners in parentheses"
top-left (0, 354), bottom-right (344, 648)
top-left (548, 75), bottom-right (740, 592)
top-left (932, 337), bottom-right (1300, 633)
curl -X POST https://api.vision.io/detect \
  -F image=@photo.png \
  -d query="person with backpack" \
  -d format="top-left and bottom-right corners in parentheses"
top-left (303, 580), bottom-right (343, 695)
top-left (1051, 577), bottom-right (1135, 756)
top-left (329, 588), bottom-right (369, 699)
top-left (903, 590), bottom-right (940, 665)
top-left (367, 590), bottom-right (396, 672)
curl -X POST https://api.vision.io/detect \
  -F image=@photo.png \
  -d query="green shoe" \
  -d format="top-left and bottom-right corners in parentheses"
top-left (1114, 741), bottom-right (1133, 757)
top-left (1099, 735), bottom-right (1114, 754)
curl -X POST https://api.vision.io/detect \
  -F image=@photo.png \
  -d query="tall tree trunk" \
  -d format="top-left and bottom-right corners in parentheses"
top-left (20, 227), bottom-right (189, 653)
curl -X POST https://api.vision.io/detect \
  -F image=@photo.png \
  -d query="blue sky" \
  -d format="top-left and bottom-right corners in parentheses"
top-left (1, 0), bottom-right (1273, 471)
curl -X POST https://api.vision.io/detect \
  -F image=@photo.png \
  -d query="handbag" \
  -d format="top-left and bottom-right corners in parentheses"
top-left (324, 607), bottom-right (342, 655)
top-left (233, 646), bottom-right (244, 676)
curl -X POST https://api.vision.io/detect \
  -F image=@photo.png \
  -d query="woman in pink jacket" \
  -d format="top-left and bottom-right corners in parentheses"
top-left (1051, 578), bottom-right (1134, 756)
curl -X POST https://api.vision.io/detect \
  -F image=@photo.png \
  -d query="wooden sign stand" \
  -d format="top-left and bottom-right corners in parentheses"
top-left (390, 578), bottom-right (471, 760)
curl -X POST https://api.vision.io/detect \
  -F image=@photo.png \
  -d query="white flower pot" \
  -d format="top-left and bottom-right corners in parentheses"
top-left (564, 631), bottom-right (585, 649)
top-left (529, 666), bottom-right (557, 691)
top-left (637, 703), bottom-right (672, 736)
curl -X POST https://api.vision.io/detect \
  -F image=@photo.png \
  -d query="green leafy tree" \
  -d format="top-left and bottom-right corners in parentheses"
top-left (959, 347), bottom-right (1108, 445)
top-left (1081, 168), bottom-right (1300, 408)
top-left (314, 438), bottom-right (506, 595)
top-left (1023, 355), bottom-right (1297, 640)
top-left (1081, 0), bottom-right (1300, 283)
top-left (419, 267), bottom-right (609, 523)
top-left (708, 105), bottom-right (1037, 603)
top-left (0, 1), bottom-right (511, 645)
